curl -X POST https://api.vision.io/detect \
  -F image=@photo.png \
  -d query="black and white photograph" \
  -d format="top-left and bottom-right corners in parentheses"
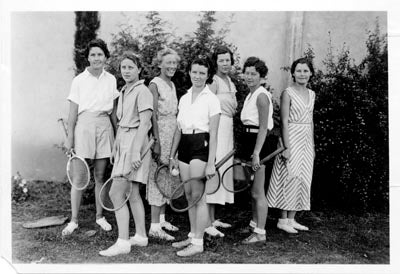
top-left (1, 0), bottom-right (398, 273)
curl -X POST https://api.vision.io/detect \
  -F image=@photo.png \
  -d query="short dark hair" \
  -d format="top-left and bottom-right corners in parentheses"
top-left (85, 38), bottom-right (110, 59)
top-left (290, 57), bottom-right (314, 81)
top-left (119, 51), bottom-right (142, 70)
top-left (189, 55), bottom-right (215, 85)
top-left (212, 45), bottom-right (234, 67)
top-left (242, 56), bottom-right (268, 78)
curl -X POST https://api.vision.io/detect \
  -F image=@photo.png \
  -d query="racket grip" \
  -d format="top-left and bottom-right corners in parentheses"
top-left (259, 137), bottom-right (285, 165)
top-left (58, 118), bottom-right (68, 139)
top-left (215, 149), bottom-right (236, 170)
top-left (140, 138), bottom-right (155, 160)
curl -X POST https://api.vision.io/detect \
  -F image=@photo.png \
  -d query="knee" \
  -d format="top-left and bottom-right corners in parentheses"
top-left (94, 171), bottom-right (106, 183)
top-left (250, 190), bottom-right (265, 201)
top-left (129, 190), bottom-right (142, 203)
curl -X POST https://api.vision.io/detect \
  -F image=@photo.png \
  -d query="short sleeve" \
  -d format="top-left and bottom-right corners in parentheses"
top-left (208, 94), bottom-right (221, 117)
top-left (112, 77), bottom-right (120, 100)
top-left (67, 77), bottom-right (80, 104)
top-left (137, 86), bottom-right (154, 112)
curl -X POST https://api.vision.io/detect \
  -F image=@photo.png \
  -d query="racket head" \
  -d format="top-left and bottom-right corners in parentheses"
top-left (222, 161), bottom-right (253, 193)
top-left (170, 177), bottom-right (205, 213)
top-left (66, 155), bottom-right (90, 190)
top-left (154, 164), bottom-right (181, 200)
top-left (99, 177), bottom-right (133, 212)
top-left (205, 171), bottom-right (221, 195)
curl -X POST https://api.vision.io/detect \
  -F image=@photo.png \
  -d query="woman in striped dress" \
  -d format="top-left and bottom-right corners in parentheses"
top-left (267, 57), bottom-right (315, 233)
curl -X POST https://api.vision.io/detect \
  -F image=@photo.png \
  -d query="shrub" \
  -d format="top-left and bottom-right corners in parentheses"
top-left (12, 172), bottom-right (30, 203)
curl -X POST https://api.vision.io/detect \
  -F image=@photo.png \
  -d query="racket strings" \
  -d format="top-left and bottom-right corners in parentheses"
top-left (67, 156), bottom-right (90, 190)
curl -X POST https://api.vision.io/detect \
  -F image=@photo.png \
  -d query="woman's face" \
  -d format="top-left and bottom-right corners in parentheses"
top-left (244, 66), bottom-right (261, 89)
top-left (120, 58), bottom-right (141, 84)
top-left (160, 54), bottom-right (178, 78)
top-left (216, 53), bottom-right (232, 75)
top-left (87, 47), bottom-right (106, 70)
top-left (292, 63), bottom-right (312, 85)
top-left (190, 64), bottom-right (208, 88)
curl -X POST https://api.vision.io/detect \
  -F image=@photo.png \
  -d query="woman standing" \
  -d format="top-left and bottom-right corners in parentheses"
top-left (62, 39), bottom-right (119, 236)
top-left (99, 52), bottom-right (153, 256)
top-left (169, 56), bottom-right (221, 257)
top-left (267, 57), bottom-right (315, 234)
top-left (205, 46), bottom-right (237, 237)
top-left (239, 57), bottom-right (274, 244)
top-left (146, 48), bottom-right (181, 241)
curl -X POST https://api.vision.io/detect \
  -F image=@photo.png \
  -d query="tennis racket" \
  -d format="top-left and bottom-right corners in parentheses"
top-left (99, 138), bottom-right (155, 212)
top-left (221, 137), bottom-right (285, 193)
top-left (169, 149), bottom-right (236, 213)
top-left (58, 118), bottom-right (91, 191)
top-left (154, 163), bottom-right (182, 200)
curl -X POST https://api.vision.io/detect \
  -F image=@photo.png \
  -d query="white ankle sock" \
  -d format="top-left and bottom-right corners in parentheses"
top-left (133, 234), bottom-right (148, 241)
top-left (249, 220), bottom-right (256, 228)
top-left (160, 214), bottom-right (166, 223)
top-left (191, 238), bottom-right (203, 246)
top-left (253, 227), bottom-right (266, 235)
top-left (188, 232), bottom-right (195, 238)
top-left (150, 223), bottom-right (161, 230)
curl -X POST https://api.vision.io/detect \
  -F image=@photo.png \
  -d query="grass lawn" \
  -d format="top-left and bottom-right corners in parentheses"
top-left (12, 180), bottom-right (389, 264)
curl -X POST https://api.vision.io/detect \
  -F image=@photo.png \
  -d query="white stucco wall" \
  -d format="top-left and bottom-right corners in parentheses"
top-left (11, 11), bottom-right (387, 181)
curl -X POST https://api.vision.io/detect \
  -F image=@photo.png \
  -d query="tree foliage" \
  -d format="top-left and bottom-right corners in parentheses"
top-left (73, 12), bottom-right (100, 75)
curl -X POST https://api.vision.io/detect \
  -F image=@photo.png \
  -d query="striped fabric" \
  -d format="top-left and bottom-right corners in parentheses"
top-left (267, 87), bottom-right (315, 211)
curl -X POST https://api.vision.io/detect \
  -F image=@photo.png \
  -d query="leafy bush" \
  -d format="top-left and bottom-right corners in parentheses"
top-left (304, 24), bottom-right (388, 212)
top-left (12, 172), bottom-right (30, 203)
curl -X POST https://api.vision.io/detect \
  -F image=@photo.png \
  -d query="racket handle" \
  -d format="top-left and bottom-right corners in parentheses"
top-left (140, 138), bottom-right (155, 160)
top-left (58, 118), bottom-right (68, 140)
top-left (259, 137), bottom-right (285, 165)
top-left (215, 149), bottom-right (236, 170)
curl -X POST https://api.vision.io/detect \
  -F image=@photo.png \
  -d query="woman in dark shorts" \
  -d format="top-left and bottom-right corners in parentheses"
top-left (169, 56), bottom-right (221, 257)
top-left (239, 56), bottom-right (274, 244)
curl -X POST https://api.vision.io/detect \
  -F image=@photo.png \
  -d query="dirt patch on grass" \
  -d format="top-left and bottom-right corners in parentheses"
top-left (12, 180), bottom-right (389, 264)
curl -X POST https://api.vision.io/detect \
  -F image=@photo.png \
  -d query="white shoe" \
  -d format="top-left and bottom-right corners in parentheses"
top-left (149, 228), bottom-right (175, 241)
top-left (277, 219), bottom-right (298, 234)
top-left (212, 220), bottom-right (232, 228)
top-left (129, 235), bottom-right (148, 247)
top-left (99, 238), bottom-right (131, 257)
top-left (288, 219), bottom-right (309, 231)
top-left (62, 221), bottom-right (78, 236)
top-left (176, 244), bottom-right (203, 257)
top-left (161, 221), bottom-right (179, 231)
top-left (172, 238), bottom-right (192, 248)
top-left (205, 226), bottom-right (225, 237)
top-left (96, 217), bottom-right (112, 231)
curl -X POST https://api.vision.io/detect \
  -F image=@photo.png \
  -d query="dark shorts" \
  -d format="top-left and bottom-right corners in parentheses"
top-left (178, 133), bottom-right (209, 164)
top-left (237, 132), bottom-right (274, 162)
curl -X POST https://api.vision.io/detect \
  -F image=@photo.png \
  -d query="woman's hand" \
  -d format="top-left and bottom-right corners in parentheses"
top-left (251, 154), bottom-right (260, 171)
top-left (131, 152), bottom-right (142, 170)
top-left (169, 158), bottom-right (178, 173)
top-left (152, 141), bottom-right (161, 163)
top-left (205, 163), bottom-right (216, 180)
top-left (281, 148), bottom-right (291, 161)
top-left (65, 137), bottom-right (74, 155)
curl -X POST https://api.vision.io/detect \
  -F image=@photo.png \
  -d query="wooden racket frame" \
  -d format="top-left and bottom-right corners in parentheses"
top-left (169, 149), bottom-right (236, 213)
top-left (58, 118), bottom-right (91, 191)
top-left (221, 137), bottom-right (285, 193)
top-left (99, 138), bottom-right (155, 212)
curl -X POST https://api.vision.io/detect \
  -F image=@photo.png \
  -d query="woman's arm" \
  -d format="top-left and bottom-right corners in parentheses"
top-left (130, 109), bottom-right (152, 169)
top-left (280, 90), bottom-right (291, 160)
top-left (251, 93), bottom-right (270, 170)
top-left (205, 113), bottom-right (220, 179)
top-left (169, 125), bottom-right (181, 172)
top-left (149, 82), bottom-right (161, 161)
top-left (66, 101), bottom-right (79, 152)
top-left (110, 98), bottom-right (119, 135)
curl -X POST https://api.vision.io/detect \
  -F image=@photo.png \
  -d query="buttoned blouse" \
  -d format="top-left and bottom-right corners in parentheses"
top-left (117, 80), bottom-right (153, 129)
top-left (240, 86), bottom-right (274, 130)
top-left (177, 85), bottom-right (221, 133)
top-left (67, 68), bottom-right (119, 114)
top-left (212, 75), bottom-right (237, 117)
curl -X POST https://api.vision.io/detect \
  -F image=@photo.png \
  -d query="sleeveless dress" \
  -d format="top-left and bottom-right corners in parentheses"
top-left (146, 77), bottom-right (181, 206)
top-left (206, 75), bottom-right (237, 205)
top-left (267, 87), bottom-right (315, 211)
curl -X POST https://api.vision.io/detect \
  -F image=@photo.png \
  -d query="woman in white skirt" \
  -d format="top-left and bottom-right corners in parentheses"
top-left (205, 46), bottom-right (237, 237)
top-left (99, 52), bottom-right (153, 256)
top-left (62, 39), bottom-right (119, 236)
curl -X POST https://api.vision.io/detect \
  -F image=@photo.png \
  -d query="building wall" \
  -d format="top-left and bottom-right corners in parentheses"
top-left (11, 11), bottom-right (386, 181)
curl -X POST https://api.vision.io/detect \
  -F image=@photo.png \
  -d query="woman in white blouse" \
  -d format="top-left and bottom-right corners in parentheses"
top-left (62, 39), bottom-right (119, 236)
top-left (169, 56), bottom-right (221, 257)
top-left (239, 56), bottom-right (274, 244)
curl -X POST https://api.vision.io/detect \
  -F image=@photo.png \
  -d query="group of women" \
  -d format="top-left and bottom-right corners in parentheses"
top-left (61, 38), bottom-right (316, 257)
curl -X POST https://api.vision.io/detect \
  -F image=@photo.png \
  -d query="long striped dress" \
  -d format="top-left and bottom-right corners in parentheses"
top-left (267, 87), bottom-right (315, 211)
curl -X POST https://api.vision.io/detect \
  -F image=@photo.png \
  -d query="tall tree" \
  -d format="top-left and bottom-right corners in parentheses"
top-left (73, 12), bottom-right (100, 75)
